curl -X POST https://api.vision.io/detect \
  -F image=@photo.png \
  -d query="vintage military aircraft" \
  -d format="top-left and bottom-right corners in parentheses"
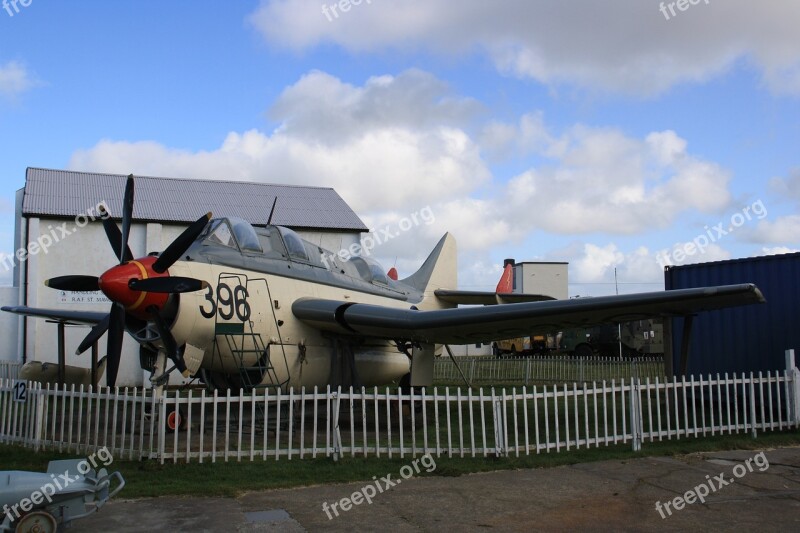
top-left (3, 176), bottom-right (765, 393)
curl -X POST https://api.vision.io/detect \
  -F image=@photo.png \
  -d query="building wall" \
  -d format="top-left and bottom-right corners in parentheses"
top-left (514, 262), bottom-right (568, 300)
top-left (0, 286), bottom-right (19, 362)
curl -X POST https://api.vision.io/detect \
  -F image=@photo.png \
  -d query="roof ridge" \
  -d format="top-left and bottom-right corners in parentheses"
top-left (26, 167), bottom-right (336, 192)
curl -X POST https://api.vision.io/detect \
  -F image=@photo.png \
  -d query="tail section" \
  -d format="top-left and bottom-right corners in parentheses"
top-left (400, 233), bottom-right (457, 309)
top-left (496, 263), bottom-right (514, 294)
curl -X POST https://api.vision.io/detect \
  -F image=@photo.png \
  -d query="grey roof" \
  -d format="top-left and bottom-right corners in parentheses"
top-left (22, 168), bottom-right (368, 232)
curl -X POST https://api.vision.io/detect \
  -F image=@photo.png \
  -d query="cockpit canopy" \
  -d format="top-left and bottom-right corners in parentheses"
top-left (204, 217), bottom-right (262, 253)
top-left (278, 226), bottom-right (309, 261)
top-left (200, 218), bottom-right (394, 288)
top-left (348, 255), bottom-right (390, 285)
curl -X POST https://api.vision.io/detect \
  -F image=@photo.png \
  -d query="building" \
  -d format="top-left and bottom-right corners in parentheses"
top-left (1, 167), bottom-right (368, 386)
top-left (664, 252), bottom-right (800, 377)
top-left (510, 260), bottom-right (569, 300)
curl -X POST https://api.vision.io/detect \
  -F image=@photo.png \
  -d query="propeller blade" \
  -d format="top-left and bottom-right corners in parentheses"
top-left (100, 207), bottom-right (134, 263)
top-left (129, 277), bottom-right (208, 294)
top-left (148, 306), bottom-right (187, 374)
top-left (76, 313), bottom-right (110, 355)
top-left (152, 212), bottom-right (212, 273)
top-left (105, 302), bottom-right (125, 388)
top-left (120, 174), bottom-right (134, 264)
top-left (45, 275), bottom-right (99, 292)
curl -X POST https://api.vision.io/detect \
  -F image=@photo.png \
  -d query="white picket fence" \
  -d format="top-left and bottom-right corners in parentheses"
top-left (0, 361), bottom-right (20, 381)
top-left (2, 365), bottom-right (798, 463)
top-left (434, 355), bottom-right (665, 384)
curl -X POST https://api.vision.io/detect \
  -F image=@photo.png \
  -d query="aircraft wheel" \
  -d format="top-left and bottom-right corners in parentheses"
top-left (14, 510), bottom-right (58, 533)
top-left (166, 408), bottom-right (187, 432)
top-left (574, 344), bottom-right (593, 359)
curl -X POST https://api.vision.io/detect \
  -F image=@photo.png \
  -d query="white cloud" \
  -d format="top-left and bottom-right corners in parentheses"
top-left (545, 242), bottom-right (665, 296)
top-left (760, 246), bottom-right (799, 255)
top-left (69, 70), bottom-right (490, 214)
top-left (70, 69), bottom-right (735, 263)
top-left (0, 61), bottom-right (36, 101)
top-left (769, 168), bottom-right (800, 203)
top-left (746, 216), bottom-right (800, 244)
top-left (249, 0), bottom-right (800, 96)
top-left (496, 120), bottom-right (731, 234)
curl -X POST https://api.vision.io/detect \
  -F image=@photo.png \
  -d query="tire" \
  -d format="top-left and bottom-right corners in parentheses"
top-left (166, 408), bottom-right (187, 432)
top-left (574, 344), bottom-right (593, 359)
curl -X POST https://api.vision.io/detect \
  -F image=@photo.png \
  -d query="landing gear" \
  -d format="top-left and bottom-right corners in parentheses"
top-left (165, 408), bottom-right (187, 432)
top-left (574, 343), bottom-right (593, 358)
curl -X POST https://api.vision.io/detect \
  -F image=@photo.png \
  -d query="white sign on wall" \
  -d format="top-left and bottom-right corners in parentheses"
top-left (57, 291), bottom-right (111, 305)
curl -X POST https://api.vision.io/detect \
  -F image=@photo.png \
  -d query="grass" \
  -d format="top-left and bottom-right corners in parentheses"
top-left (1, 429), bottom-right (799, 499)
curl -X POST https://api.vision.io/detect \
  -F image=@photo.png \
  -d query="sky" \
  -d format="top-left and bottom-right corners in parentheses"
top-left (0, 0), bottom-right (798, 295)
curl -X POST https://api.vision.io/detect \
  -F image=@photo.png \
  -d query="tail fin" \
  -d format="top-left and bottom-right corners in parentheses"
top-left (496, 263), bottom-right (513, 294)
top-left (400, 233), bottom-right (457, 307)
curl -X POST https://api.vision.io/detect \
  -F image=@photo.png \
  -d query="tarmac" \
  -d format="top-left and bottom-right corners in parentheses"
top-left (79, 446), bottom-right (800, 532)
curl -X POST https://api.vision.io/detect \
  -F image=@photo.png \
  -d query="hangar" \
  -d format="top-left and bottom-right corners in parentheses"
top-left (0, 167), bottom-right (368, 386)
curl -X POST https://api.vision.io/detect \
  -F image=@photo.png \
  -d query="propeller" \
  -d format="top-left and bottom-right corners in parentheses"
top-left (45, 275), bottom-right (99, 292)
top-left (149, 305), bottom-right (188, 376)
top-left (43, 174), bottom-right (211, 387)
top-left (129, 277), bottom-right (208, 293)
top-left (152, 212), bottom-right (212, 273)
top-left (75, 314), bottom-right (110, 355)
top-left (105, 303), bottom-right (125, 387)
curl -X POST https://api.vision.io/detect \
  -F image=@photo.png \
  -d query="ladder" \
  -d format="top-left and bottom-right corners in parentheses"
top-left (210, 273), bottom-right (287, 393)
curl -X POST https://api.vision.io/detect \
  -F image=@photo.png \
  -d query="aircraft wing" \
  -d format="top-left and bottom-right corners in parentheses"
top-left (1, 305), bottom-right (107, 325)
top-left (293, 284), bottom-right (765, 344)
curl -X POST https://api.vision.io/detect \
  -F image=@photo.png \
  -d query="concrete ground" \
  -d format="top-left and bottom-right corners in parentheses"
top-left (80, 447), bottom-right (800, 532)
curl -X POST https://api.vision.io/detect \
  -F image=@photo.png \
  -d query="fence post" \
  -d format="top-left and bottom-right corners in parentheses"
top-left (629, 377), bottom-right (642, 451)
top-left (158, 391), bottom-right (167, 464)
top-left (787, 349), bottom-right (800, 428)
top-left (332, 388), bottom-right (342, 462)
top-left (749, 373), bottom-right (758, 439)
top-left (34, 382), bottom-right (45, 452)
top-left (492, 389), bottom-right (506, 457)
top-left (525, 358), bottom-right (531, 386)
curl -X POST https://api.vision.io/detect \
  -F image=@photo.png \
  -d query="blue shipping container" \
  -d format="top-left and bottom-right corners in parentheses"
top-left (664, 252), bottom-right (800, 377)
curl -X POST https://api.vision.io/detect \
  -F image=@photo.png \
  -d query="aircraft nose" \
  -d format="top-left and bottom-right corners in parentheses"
top-left (98, 257), bottom-right (169, 318)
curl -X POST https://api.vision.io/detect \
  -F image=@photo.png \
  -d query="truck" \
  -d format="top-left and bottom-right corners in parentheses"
top-left (493, 319), bottom-right (663, 358)
top-left (560, 319), bottom-right (663, 358)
